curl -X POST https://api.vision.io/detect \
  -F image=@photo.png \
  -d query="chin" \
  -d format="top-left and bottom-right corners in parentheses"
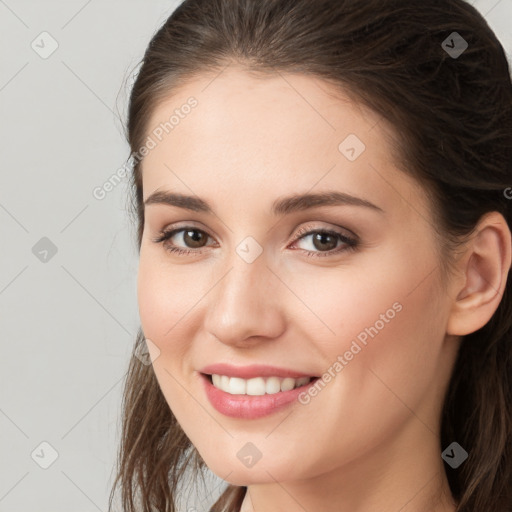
top-left (203, 455), bottom-right (303, 486)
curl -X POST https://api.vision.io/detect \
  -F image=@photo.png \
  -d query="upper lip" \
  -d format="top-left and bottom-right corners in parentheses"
top-left (199, 363), bottom-right (318, 379)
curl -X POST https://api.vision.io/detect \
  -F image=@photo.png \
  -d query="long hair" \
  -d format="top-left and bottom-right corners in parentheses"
top-left (109, 1), bottom-right (512, 510)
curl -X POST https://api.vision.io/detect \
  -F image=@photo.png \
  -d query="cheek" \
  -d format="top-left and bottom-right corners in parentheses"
top-left (284, 249), bottom-right (432, 352)
top-left (277, 254), bottom-right (446, 474)
top-left (137, 260), bottom-right (166, 341)
top-left (304, 243), bottom-right (445, 405)
top-left (136, 250), bottom-right (203, 346)
top-left (324, 254), bottom-right (445, 426)
top-left (136, 256), bottom-right (202, 415)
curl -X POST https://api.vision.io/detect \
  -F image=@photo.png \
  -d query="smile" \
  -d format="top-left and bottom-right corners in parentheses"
top-left (209, 374), bottom-right (313, 395)
top-left (200, 372), bottom-right (320, 419)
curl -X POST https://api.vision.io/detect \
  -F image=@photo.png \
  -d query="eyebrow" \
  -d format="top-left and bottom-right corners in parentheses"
top-left (144, 190), bottom-right (384, 215)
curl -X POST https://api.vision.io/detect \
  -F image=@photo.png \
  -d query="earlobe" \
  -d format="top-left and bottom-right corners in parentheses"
top-left (446, 212), bottom-right (512, 336)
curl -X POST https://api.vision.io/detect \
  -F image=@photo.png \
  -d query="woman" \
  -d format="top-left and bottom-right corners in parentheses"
top-left (109, 0), bottom-right (512, 511)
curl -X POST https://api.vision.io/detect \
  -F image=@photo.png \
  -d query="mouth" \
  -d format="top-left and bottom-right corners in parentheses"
top-left (200, 371), bottom-right (321, 419)
top-left (202, 373), bottom-right (320, 396)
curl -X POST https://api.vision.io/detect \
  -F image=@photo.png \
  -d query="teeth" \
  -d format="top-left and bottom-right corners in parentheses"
top-left (210, 374), bottom-right (313, 395)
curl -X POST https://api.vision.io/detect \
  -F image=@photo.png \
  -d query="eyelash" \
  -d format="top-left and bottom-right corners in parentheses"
top-left (151, 224), bottom-right (359, 258)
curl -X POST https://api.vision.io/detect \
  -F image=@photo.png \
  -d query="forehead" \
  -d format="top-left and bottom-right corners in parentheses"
top-left (140, 67), bottom-right (425, 217)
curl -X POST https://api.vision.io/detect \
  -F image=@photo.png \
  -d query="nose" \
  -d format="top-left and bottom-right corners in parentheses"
top-left (203, 251), bottom-right (286, 348)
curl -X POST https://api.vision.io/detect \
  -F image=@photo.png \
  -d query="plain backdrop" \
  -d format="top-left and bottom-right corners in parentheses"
top-left (0, 1), bottom-right (511, 511)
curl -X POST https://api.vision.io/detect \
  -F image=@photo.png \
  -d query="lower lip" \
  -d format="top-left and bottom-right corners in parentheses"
top-left (200, 373), bottom-right (319, 419)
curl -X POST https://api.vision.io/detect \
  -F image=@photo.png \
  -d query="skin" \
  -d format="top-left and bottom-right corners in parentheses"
top-left (137, 66), bottom-right (511, 512)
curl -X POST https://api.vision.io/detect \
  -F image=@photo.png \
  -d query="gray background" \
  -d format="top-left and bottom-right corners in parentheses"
top-left (0, 1), bottom-right (510, 511)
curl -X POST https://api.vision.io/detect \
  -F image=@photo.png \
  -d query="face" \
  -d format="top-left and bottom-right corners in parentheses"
top-left (137, 67), bottom-right (459, 486)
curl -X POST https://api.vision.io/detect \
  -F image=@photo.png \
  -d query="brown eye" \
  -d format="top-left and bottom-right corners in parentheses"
top-left (181, 229), bottom-right (208, 248)
top-left (153, 225), bottom-right (358, 258)
top-left (310, 232), bottom-right (339, 252)
top-left (291, 226), bottom-right (358, 257)
top-left (152, 227), bottom-right (214, 255)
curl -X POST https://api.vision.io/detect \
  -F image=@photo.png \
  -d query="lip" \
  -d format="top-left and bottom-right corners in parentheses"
top-left (199, 372), bottom-right (320, 419)
top-left (199, 363), bottom-right (318, 379)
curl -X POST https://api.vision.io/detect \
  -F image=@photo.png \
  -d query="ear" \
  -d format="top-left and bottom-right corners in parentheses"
top-left (446, 211), bottom-right (512, 336)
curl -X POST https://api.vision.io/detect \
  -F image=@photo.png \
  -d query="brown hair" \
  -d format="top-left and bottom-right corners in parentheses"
top-left (109, 1), bottom-right (512, 510)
